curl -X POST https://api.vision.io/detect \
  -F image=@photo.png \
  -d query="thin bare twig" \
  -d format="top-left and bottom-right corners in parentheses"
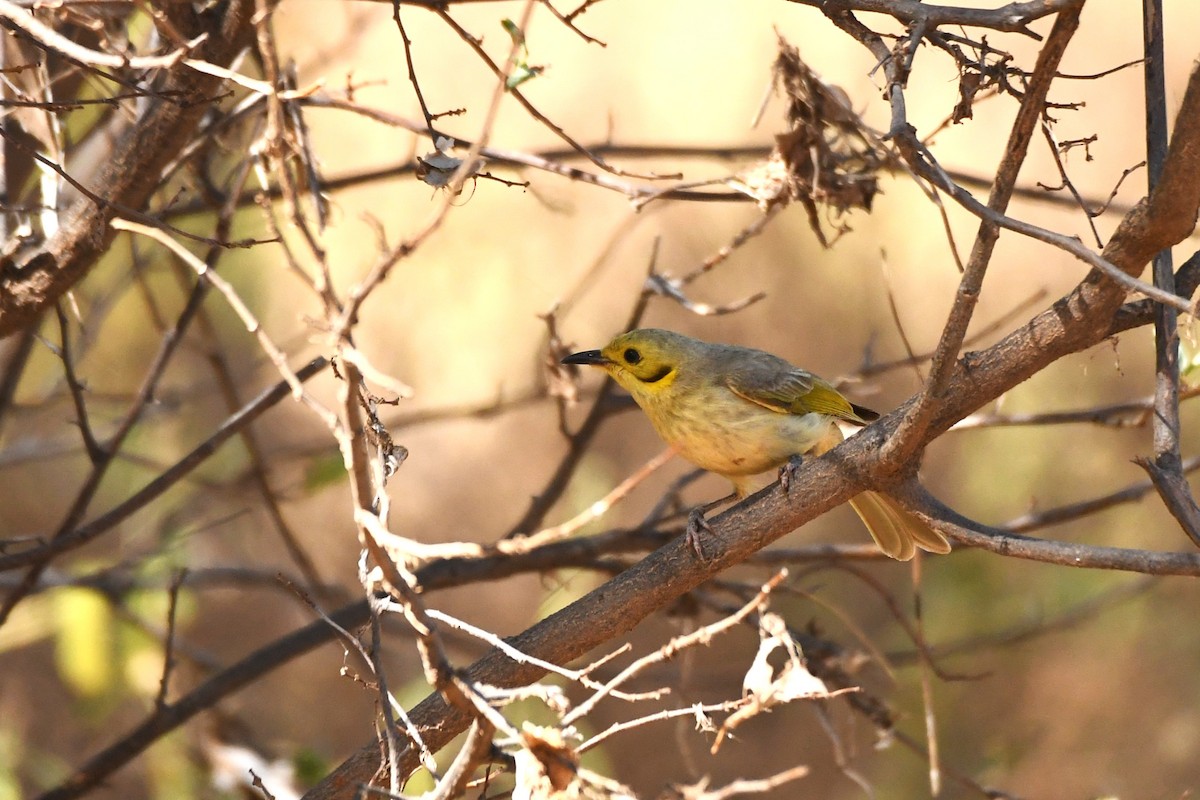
top-left (111, 218), bottom-right (304, 398)
top-left (888, 575), bottom-right (1159, 665)
top-left (423, 608), bottom-right (654, 700)
top-left (431, 5), bottom-right (678, 182)
top-left (159, 144), bottom-right (329, 594)
top-left (951, 384), bottom-right (1200, 431)
top-left (36, 598), bottom-right (374, 800)
top-left (1038, 117), bottom-right (1104, 248)
top-left (0, 357), bottom-right (329, 573)
top-left (52, 303), bottom-right (104, 464)
top-left (676, 765), bottom-right (811, 800)
top-left (0, 126), bottom-right (271, 250)
top-left (898, 483), bottom-right (1200, 576)
top-left (1141, 0), bottom-right (1200, 547)
top-left (504, 240), bottom-right (662, 538)
top-left (860, 288), bottom-right (1050, 378)
top-left (427, 718), bottom-right (496, 800)
top-left (329, 0), bottom-right (537, 337)
top-left (1002, 456), bottom-right (1200, 534)
top-left (646, 273), bottom-right (767, 317)
top-left (912, 555), bottom-right (941, 796)
top-left (153, 569), bottom-right (188, 710)
top-left (879, 6), bottom-right (1083, 474)
top-left (0, 275), bottom-right (220, 625)
top-left (504, 447), bottom-right (676, 552)
top-left (562, 570), bottom-right (789, 727)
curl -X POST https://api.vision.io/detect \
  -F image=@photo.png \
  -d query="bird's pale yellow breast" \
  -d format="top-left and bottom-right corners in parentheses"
top-left (634, 378), bottom-right (835, 479)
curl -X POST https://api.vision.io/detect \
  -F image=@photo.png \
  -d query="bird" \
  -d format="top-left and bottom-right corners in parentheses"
top-left (561, 328), bottom-right (950, 560)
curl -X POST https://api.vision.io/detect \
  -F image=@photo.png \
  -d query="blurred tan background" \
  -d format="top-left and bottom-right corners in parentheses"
top-left (3, 0), bottom-right (1200, 797)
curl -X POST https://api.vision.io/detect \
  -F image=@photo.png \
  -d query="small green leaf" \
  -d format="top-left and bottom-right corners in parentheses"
top-left (293, 748), bottom-right (329, 786)
top-left (506, 64), bottom-right (545, 90)
top-left (1181, 337), bottom-right (1200, 387)
top-left (501, 18), bottom-right (525, 48)
top-left (305, 451), bottom-right (347, 491)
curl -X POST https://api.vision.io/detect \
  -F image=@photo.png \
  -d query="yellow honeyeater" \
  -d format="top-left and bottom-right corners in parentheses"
top-left (562, 328), bottom-right (950, 560)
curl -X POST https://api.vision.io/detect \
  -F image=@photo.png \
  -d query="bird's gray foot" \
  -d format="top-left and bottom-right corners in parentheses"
top-left (685, 507), bottom-right (714, 561)
top-left (778, 454), bottom-right (804, 494)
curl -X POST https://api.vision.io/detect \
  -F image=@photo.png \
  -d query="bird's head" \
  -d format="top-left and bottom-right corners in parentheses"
top-left (561, 328), bottom-right (695, 398)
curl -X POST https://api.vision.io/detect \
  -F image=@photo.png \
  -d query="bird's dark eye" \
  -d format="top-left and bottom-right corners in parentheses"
top-left (624, 347), bottom-right (642, 364)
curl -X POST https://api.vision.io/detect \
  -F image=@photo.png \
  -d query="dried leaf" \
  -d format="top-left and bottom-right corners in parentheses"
top-left (416, 136), bottom-right (483, 190)
top-left (713, 612), bottom-right (854, 753)
top-left (727, 35), bottom-right (885, 246)
top-left (954, 70), bottom-right (983, 123)
top-left (515, 724), bottom-right (579, 799)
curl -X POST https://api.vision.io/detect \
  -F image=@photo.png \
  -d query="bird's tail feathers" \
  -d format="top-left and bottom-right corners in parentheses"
top-left (849, 491), bottom-right (951, 561)
top-left (810, 421), bottom-right (950, 560)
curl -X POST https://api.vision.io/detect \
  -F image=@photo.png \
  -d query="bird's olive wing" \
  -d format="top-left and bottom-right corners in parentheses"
top-left (725, 360), bottom-right (862, 421)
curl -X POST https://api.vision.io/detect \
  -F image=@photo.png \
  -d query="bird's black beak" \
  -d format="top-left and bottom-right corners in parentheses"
top-left (561, 349), bottom-right (610, 367)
